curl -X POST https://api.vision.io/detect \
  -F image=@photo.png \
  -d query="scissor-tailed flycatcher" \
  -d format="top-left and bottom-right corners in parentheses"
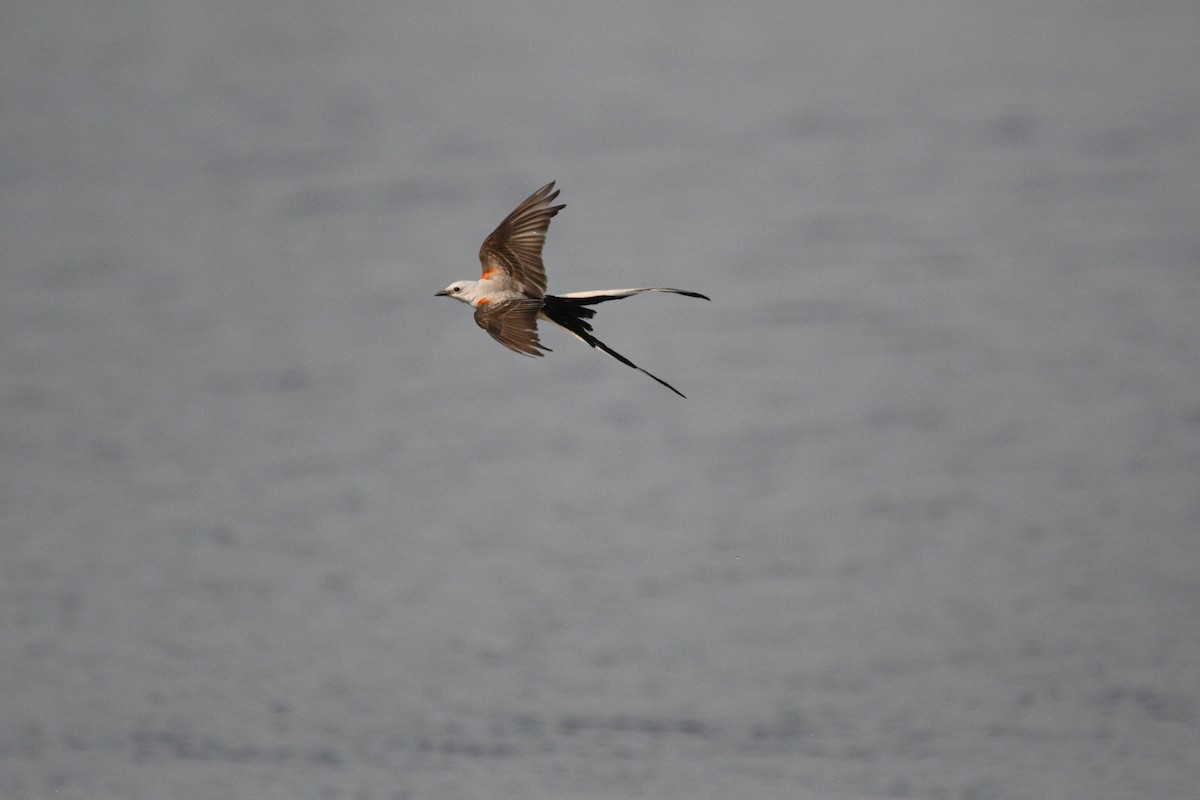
top-left (436, 182), bottom-right (709, 397)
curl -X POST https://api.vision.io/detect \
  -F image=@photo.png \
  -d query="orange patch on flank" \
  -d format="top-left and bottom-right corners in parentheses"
top-left (480, 268), bottom-right (499, 280)
top-left (475, 297), bottom-right (490, 306)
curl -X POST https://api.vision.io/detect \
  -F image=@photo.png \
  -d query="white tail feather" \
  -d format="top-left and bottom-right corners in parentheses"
top-left (556, 287), bottom-right (709, 300)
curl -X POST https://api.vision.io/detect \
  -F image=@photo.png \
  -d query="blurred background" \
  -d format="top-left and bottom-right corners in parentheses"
top-left (2, 1), bottom-right (1198, 798)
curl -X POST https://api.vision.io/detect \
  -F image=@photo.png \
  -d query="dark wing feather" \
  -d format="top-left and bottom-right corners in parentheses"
top-left (473, 299), bottom-right (549, 357)
top-left (478, 182), bottom-right (564, 298)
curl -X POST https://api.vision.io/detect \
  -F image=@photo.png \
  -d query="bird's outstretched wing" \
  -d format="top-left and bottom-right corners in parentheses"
top-left (473, 298), bottom-right (550, 357)
top-left (478, 182), bottom-right (564, 298)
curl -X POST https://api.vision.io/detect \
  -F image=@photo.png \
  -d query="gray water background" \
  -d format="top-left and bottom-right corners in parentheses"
top-left (2, 1), bottom-right (1198, 798)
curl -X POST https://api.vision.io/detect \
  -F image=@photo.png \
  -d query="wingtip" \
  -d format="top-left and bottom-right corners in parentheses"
top-left (535, 180), bottom-right (564, 209)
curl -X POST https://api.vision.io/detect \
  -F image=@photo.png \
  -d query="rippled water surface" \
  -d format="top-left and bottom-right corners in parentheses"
top-left (2, 1), bottom-right (1198, 798)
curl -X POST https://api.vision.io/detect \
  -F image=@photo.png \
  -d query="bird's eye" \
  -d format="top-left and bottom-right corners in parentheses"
top-left (452, 286), bottom-right (461, 293)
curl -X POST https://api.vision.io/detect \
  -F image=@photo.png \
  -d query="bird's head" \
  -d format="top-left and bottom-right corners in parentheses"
top-left (435, 280), bottom-right (475, 305)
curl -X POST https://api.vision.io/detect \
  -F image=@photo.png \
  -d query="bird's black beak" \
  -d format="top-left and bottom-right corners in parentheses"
top-left (434, 289), bottom-right (448, 297)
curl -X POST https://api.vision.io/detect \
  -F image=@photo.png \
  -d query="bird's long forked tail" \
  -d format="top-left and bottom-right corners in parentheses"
top-left (541, 288), bottom-right (710, 398)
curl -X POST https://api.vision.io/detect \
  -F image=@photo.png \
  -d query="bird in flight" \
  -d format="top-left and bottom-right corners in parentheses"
top-left (436, 181), bottom-right (709, 397)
